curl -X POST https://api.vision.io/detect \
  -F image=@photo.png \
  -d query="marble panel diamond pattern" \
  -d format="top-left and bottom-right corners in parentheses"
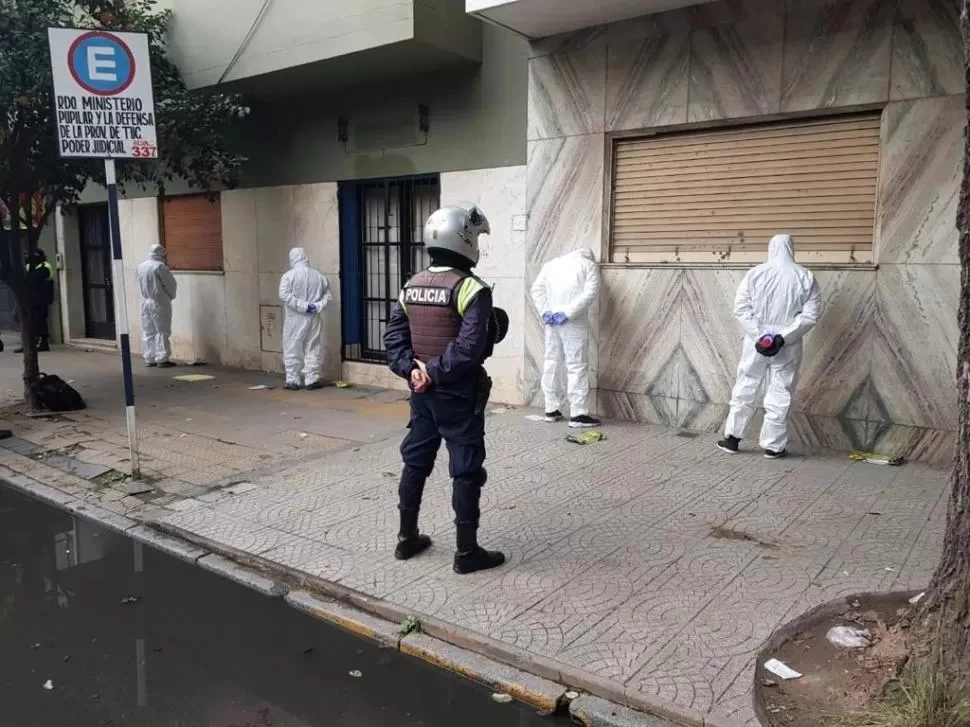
top-left (870, 264), bottom-right (960, 430)
top-left (606, 29), bottom-right (690, 131)
top-left (877, 96), bottom-right (963, 265)
top-left (781, 0), bottom-right (895, 113)
top-left (528, 46), bottom-right (606, 140)
top-left (892, 0), bottom-right (963, 100)
top-left (688, 3), bottom-right (783, 122)
top-left (526, 135), bottom-right (604, 263)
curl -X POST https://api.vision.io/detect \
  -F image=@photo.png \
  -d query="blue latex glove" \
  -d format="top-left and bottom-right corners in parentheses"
top-left (550, 312), bottom-right (568, 326)
top-left (307, 303), bottom-right (318, 314)
top-left (542, 312), bottom-right (554, 325)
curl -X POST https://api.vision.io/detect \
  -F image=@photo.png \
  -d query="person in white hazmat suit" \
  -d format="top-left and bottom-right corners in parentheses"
top-left (530, 248), bottom-right (601, 428)
top-left (717, 234), bottom-right (822, 459)
top-left (279, 247), bottom-right (332, 391)
top-left (136, 244), bottom-right (178, 368)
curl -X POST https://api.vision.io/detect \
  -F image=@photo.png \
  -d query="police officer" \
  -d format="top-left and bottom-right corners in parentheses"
top-left (15, 249), bottom-right (55, 353)
top-left (384, 204), bottom-right (509, 575)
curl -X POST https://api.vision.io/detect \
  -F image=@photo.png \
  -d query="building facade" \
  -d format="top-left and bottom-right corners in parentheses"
top-left (53, 0), bottom-right (963, 463)
top-left (55, 0), bottom-right (530, 405)
top-left (495, 0), bottom-right (960, 464)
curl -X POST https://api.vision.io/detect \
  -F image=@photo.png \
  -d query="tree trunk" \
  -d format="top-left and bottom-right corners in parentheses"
top-left (914, 0), bottom-right (970, 680)
top-left (14, 283), bottom-right (39, 412)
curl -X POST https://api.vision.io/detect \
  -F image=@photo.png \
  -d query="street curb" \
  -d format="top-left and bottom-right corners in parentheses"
top-left (1, 468), bottom-right (737, 727)
top-left (156, 520), bottom-right (737, 727)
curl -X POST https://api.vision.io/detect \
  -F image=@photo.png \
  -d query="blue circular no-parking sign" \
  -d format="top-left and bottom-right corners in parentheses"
top-left (68, 31), bottom-right (136, 96)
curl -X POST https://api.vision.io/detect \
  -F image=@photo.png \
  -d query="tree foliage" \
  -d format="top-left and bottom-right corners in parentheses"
top-left (0, 0), bottom-right (246, 405)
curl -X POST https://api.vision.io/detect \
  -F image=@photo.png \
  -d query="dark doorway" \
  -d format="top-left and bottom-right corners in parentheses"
top-left (78, 204), bottom-right (115, 340)
top-left (340, 175), bottom-right (438, 363)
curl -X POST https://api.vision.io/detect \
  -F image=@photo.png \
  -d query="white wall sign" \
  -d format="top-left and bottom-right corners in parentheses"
top-left (47, 28), bottom-right (157, 159)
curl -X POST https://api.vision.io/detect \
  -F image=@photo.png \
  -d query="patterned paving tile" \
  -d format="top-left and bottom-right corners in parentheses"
top-left (0, 351), bottom-right (948, 723)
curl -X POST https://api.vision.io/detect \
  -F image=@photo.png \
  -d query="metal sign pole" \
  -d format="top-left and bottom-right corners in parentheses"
top-left (104, 158), bottom-right (140, 479)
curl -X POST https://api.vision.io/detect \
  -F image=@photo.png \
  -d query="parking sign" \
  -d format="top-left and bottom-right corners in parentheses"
top-left (48, 28), bottom-right (157, 159)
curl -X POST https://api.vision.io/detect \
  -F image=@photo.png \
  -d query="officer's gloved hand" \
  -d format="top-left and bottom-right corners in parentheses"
top-left (306, 303), bottom-right (317, 314)
top-left (550, 312), bottom-right (568, 326)
top-left (542, 312), bottom-right (554, 325)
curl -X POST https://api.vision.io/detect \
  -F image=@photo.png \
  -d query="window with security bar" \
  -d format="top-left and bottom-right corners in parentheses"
top-left (608, 114), bottom-right (881, 265)
top-left (356, 176), bottom-right (439, 362)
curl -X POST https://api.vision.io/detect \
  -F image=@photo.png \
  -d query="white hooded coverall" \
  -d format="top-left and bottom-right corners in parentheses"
top-left (530, 248), bottom-right (600, 417)
top-left (724, 234), bottom-right (822, 453)
top-left (136, 245), bottom-right (178, 364)
top-left (279, 247), bottom-right (332, 387)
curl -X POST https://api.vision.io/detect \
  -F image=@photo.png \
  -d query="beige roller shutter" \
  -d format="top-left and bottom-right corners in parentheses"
top-left (610, 114), bottom-right (881, 263)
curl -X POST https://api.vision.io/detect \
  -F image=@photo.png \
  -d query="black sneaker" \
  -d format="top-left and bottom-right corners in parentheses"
top-left (304, 381), bottom-right (324, 391)
top-left (13, 347), bottom-right (23, 354)
top-left (283, 382), bottom-right (300, 391)
top-left (717, 436), bottom-right (740, 454)
top-left (157, 361), bottom-right (176, 368)
top-left (394, 534), bottom-right (432, 561)
top-left (569, 414), bottom-right (600, 428)
top-left (764, 449), bottom-right (788, 460)
top-left (454, 547), bottom-right (506, 575)
top-left (544, 410), bottom-right (563, 423)
top-left (146, 362), bottom-right (157, 368)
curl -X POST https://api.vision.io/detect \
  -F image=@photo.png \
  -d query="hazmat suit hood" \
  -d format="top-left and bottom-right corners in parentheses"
top-left (577, 248), bottom-right (596, 262)
top-left (149, 244), bottom-right (166, 262)
top-left (289, 247), bottom-right (309, 268)
top-left (767, 234), bottom-right (795, 264)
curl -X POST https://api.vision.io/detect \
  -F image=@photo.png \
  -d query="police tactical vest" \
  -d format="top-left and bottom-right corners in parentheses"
top-left (403, 268), bottom-right (467, 362)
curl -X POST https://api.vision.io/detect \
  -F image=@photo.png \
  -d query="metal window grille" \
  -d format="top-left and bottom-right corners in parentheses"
top-left (356, 176), bottom-right (439, 362)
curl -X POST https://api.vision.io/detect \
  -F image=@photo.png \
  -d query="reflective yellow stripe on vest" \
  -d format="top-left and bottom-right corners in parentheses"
top-left (26, 260), bottom-right (53, 275)
top-left (399, 267), bottom-right (487, 317)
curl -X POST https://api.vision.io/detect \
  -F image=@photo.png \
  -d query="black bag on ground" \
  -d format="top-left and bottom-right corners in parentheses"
top-left (31, 373), bottom-right (86, 412)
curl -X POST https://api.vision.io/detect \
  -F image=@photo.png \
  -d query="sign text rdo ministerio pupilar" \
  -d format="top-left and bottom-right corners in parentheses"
top-left (47, 28), bottom-right (158, 159)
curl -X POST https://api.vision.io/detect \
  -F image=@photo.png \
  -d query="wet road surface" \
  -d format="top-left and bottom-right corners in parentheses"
top-left (0, 488), bottom-right (571, 727)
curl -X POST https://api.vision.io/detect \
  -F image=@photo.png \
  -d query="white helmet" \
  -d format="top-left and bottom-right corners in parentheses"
top-left (424, 204), bottom-right (490, 265)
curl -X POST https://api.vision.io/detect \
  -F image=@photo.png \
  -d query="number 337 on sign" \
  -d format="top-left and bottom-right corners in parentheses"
top-left (131, 140), bottom-right (157, 158)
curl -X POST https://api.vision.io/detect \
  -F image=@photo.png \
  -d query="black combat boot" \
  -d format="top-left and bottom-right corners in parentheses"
top-left (453, 524), bottom-right (505, 575)
top-left (37, 337), bottom-right (50, 352)
top-left (394, 509), bottom-right (432, 561)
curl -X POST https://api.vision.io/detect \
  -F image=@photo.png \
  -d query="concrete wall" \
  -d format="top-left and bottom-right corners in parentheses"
top-left (239, 23), bottom-right (527, 187)
top-left (160, 0), bottom-right (479, 89)
top-left (524, 0), bottom-right (963, 463)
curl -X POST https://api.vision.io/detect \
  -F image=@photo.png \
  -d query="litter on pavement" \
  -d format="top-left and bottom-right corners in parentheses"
top-left (565, 431), bottom-right (607, 445)
top-left (173, 374), bottom-right (215, 383)
top-left (849, 451), bottom-right (906, 466)
top-left (248, 385), bottom-right (271, 391)
top-left (909, 591), bottom-right (926, 605)
top-left (491, 694), bottom-right (512, 703)
top-left (826, 625), bottom-right (872, 648)
top-left (335, 380), bottom-right (353, 388)
top-left (43, 680), bottom-right (53, 691)
top-left (348, 670), bottom-right (362, 678)
top-left (763, 659), bottom-right (802, 680)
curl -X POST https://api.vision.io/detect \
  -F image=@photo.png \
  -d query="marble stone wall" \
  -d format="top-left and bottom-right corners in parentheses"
top-left (525, 0), bottom-right (963, 464)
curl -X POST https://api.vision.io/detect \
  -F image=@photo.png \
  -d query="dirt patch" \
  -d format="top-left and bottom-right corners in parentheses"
top-left (709, 524), bottom-right (779, 550)
top-left (757, 592), bottom-right (914, 726)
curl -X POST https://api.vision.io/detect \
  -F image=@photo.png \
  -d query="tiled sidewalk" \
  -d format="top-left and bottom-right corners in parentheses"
top-left (0, 349), bottom-right (949, 726)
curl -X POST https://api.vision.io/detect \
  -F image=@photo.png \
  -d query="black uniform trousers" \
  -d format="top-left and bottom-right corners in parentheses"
top-left (399, 375), bottom-right (490, 526)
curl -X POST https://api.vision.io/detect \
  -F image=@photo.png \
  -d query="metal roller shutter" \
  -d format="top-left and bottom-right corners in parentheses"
top-left (161, 193), bottom-right (223, 271)
top-left (609, 114), bottom-right (881, 264)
